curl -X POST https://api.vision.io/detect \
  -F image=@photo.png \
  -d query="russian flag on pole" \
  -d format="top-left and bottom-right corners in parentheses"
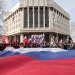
top-left (23, 36), bottom-right (28, 47)
top-left (0, 48), bottom-right (75, 75)
top-left (1, 36), bottom-right (7, 44)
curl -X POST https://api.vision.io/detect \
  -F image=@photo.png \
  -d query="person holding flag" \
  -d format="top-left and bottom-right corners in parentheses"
top-left (51, 36), bottom-right (54, 45)
top-left (39, 33), bottom-right (45, 44)
top-left (23, 36), bottom-right (28, 47)
top-left (1, 35), bottom-right (7, 44)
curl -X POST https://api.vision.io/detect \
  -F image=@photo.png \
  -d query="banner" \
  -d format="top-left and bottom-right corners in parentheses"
top-left (28, 33), bottom-right (45, 44)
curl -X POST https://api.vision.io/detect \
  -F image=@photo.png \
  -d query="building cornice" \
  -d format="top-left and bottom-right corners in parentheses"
top-left (47, 0), bottom-right (70, 19)
top-left (4, 0), bottom-right (70, 20)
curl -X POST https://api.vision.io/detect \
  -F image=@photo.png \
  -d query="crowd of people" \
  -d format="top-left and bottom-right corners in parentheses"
top-left (0, 40), bottom-right (75, 51)
top-left (0, 34), bottom-right (75, 51)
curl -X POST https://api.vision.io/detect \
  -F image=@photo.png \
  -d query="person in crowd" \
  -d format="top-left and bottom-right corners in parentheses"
top-left (0, 43), bottom-right (2, 51)
top-left (13, 42), bottom-right (20, 49)
top-left (23, 36), bottom-right (28, 48)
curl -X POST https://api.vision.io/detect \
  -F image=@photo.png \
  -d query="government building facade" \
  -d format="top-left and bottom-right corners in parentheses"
top-left (4, 0), bottom-right (70, 43)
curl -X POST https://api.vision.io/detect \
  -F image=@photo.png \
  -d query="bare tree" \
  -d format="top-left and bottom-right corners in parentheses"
top-left (0, 0), bottom-right (6, 37)
top-left (0, 0), bottom-right (6, 22)
top-left (0, 25), bottom-right (3, 34)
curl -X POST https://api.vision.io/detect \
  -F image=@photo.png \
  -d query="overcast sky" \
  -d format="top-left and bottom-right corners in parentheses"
top-left (6, 0), bottom-right (75, 23)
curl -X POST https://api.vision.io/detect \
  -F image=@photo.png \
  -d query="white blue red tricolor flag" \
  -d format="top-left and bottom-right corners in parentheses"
top-left (0, 47), bottom-right (75, 75)
top-left (28, 33), bottom-right (45, 44)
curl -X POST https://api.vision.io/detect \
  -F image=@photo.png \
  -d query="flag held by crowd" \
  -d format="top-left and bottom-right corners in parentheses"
top-left (1, 36), bottom-right (8, 44)
top-left (0, 48), bottom-right (75, 75)
top-left (28, 33), bottom-right (45, 44)
top-left (23, 36), bottom-right (28, 47)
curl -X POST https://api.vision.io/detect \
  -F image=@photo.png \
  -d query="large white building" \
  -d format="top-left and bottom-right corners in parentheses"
top-left (4, 0), bottom-right (70, 43)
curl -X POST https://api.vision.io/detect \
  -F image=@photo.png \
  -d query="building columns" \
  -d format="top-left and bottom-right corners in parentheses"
top-left (20, 34), bottom-right (23, 43)
top-left (43, 6), bottom-right (45, 28)
top-left (33, 6), bottom-right (34, 28)
top-left (14, 35), bottom-right (16, 42)
top-left (49, 8), bottom-right (50, 29)
top-left (38, 6), bottom-right (40, 28)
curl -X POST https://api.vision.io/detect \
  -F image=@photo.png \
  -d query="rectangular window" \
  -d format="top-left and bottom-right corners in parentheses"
top-left (24, 8), bottom-right (28, 28)
top-left (45, 7), bottom-right (49, 27)
top-left (40, 7), bottom-right (43, 27)
top-left (29, 7), bottom-right (33, 28)
top-left (50, 7), bottom-right (53, 11)
top-left (34, 8), bottom-right (38, 28)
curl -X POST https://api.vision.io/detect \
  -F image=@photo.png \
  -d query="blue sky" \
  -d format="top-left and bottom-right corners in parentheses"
top-left (6, 0), bottom-right (75, 23)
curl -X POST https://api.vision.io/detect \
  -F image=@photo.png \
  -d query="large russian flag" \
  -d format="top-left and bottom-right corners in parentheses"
top-left (0, 47), bottom-right (75, 75)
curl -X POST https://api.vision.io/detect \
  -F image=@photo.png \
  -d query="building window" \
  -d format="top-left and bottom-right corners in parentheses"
top-left (59, 12), bottom-right (61, 16)
top-left (34, 7), bottom-right (38, 28)
top-left (24, 8), bottom-right (28, 28)
top-left (19, 13), bottom-right (20, 17)
top-left (53, 13), bottom-right (55, 17)
top-left (61, 14), bottom-right (62, 17)
top-left (54, 9), bottom-right (56, 13)
top-left (20, 8), bottom-right (22, 11)
top-left (53, 23), bottom-right (56, 27)
top-left (29, 7), bottom-right (33, 28)
top-left (50, 7), bottom-right (53, 11)
top-left (45, 7), bottom-right (49, 27)
top-left (57, 11), bottom-right (59, 14)
top-left (40, 7), bottom-right (43, 27)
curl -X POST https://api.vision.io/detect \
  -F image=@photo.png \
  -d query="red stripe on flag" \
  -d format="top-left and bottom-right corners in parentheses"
top-left (0, 56), bottom-right (75, 75)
